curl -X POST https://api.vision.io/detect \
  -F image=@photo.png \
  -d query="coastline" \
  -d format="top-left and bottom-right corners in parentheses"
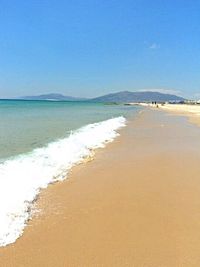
top-left (0, 115), bottom-right (127, 247)
top-left (2, 109), bottom-right (200, 266)
top-left (157, 103), bottom-right (200, 127)
top-left (137, 102), bottom-right (200, 127)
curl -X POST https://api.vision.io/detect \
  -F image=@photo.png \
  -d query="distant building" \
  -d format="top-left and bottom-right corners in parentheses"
top-left (168, 100), bottom-right (185, 104)
top-left (184, 99), bottom-right (200, 105)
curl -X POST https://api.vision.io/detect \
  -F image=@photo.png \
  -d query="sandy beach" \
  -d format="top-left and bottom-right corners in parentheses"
top-left (158, 104), bottom-right (200, 127)
top-left (139, 103), bottom-right (200, 127)
top-left (2, 109), bottom-right (200, 266)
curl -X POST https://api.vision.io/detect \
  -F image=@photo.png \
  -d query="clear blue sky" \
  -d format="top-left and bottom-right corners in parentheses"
top-left (0, 0), bottom-right (200, 99)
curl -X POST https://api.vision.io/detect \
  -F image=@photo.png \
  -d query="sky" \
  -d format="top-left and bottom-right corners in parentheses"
top-left (0, 0), bottom-right (200, 99)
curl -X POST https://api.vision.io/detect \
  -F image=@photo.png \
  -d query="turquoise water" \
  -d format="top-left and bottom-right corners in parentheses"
top-left (0, 100), bottom-right (139, 160)
top-left (0, 100), bottom-right (141, 246)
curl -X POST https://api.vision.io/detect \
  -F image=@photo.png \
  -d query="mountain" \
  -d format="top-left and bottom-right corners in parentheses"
top-left (91, 91), bottom-right (185, 103)
top-left (20, 93), bottom-right (86, 101)
top-left (19, 91), bottom-right (185, 103)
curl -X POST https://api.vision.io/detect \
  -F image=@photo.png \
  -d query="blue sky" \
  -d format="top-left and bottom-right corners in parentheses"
top-left (0, 0), bottom-right (200, 99)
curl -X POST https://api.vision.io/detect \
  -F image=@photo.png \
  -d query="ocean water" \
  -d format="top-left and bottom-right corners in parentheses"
top-left (0, 100), bottom-right (139, 246)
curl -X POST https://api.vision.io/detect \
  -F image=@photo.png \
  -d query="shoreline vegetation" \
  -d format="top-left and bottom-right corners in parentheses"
top-left (2, 107), bottom-right (200, 266)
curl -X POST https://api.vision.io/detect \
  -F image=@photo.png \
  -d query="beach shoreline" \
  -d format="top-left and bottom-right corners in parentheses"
top-left (136, 102), bottom-right (200, 127)
top-left (2, 109), bottom-right (200, 266)
top-left (158, 103), bottom-right (200, 127)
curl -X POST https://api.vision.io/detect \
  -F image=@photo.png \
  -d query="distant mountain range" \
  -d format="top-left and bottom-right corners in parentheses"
top-left (20, 93), bottom-right (86, 101)
top-left (19, 91), bottom-right (185, 102)
top-left (91, 91), bottom-right (185, 102)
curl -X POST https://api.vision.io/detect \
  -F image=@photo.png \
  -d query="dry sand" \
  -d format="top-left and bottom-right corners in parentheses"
top-left (140, 103), bottom-right (200, 127)
top-left (158, 104), bottom-right (200, 127)
top-left (2, 109), bottom-right (200, 266)
top-left (158, 103), bottom-right (200, 115)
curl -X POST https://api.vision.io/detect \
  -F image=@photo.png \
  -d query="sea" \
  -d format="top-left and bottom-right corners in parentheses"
top-left (0, 100), bottom-right (140, 246)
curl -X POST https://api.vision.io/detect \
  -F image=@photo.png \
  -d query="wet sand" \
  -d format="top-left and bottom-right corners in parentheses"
top-left (2, 109), bottom-right (200, 266)
top-left (160, 104), bottom-right (200, 128)
top-left (139, 103), bottom-right (200, 127)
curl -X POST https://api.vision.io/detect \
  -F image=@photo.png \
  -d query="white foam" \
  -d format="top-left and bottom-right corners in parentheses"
top-left (0, 116), bottom-right (126, 247)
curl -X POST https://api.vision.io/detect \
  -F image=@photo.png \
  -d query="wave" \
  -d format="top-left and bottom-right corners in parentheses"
top-left (0, 116), bottom-right (126, 247)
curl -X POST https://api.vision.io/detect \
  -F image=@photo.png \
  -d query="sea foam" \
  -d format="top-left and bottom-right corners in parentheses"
top-left (0, 116), bottom-right (126, 247)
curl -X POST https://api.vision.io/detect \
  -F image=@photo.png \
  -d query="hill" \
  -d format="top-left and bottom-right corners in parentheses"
top-left (18, 91), bottom-right (185, 103)
top-left (91, 91), bottom-right (185, 103)
top-left (20, 93), bottom-right (86, 101)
